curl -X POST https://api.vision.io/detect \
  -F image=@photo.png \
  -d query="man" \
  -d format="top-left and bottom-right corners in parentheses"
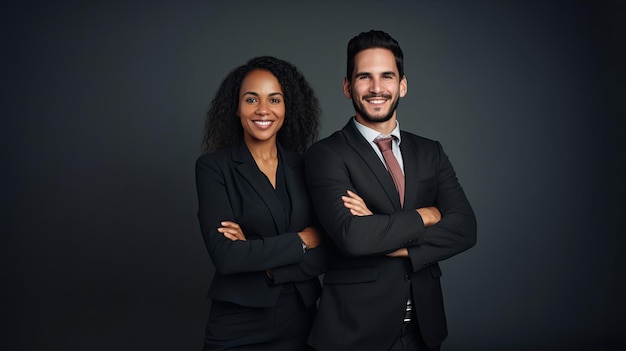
top-left (305, 30), bottom-right (477, 350)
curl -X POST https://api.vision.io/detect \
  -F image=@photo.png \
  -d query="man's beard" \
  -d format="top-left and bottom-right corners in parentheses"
top-left (351, 93), bottom-right (400, 123)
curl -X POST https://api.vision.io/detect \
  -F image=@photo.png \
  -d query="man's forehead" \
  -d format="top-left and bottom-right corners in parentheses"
top-left (353, 48), bottom-right (398, 73)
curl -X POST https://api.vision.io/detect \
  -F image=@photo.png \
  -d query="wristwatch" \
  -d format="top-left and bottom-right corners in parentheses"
top-left (301, 239), bottom-right (307, 253)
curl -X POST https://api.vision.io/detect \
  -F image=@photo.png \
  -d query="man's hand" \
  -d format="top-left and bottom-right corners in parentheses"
top-left (386, 208), bottom-right (440, 257)
top-left (386, 248), bottom-right (409, 257)
top-left (342, 190), bottom-right (373, 216)
top-left (218, 221), bottom-right (246, 241)
top-left (342, 190), bottom-right (440, 257)
top-left (416, 206), bottom-right (441, 227)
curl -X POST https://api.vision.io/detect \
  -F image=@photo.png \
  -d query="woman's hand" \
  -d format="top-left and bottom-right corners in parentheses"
top-left (217, 221), bottom-right (246, 241)
top-left (298, 226), bottom-right (321, 249)
top-left (342, 190), bottom-right (373, 216)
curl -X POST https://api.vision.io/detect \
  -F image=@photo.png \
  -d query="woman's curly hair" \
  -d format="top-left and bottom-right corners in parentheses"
top-left (202, 56), bottom-right (320, 154)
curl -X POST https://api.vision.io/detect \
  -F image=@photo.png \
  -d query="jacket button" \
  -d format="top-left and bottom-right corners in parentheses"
top-left (404, 274), bottom-right (410, 281)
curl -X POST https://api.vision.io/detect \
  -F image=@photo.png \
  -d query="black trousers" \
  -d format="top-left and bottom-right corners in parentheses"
top-left (203, 284), bottom-right (315, 351)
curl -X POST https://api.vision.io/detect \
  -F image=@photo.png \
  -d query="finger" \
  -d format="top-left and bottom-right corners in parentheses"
top-left (220, 228), bottom-right (235, 235)
top-left (226, 229), bottom-right (245, 238)
top-left (345, 199), bottom-right (366, 210)
top-left (223, 229), bottom-right (246, 241)
top-left (346, 190), bottom-right (363, 200)
top-left (344, 201), bottom-right (362, 211)
top-left (342, 198), bottom-right (356, 209)
top-left (223, 232), bottom-right (241, 241)
top-left (351, 208), bottom-right (368, 216)
top-left (219, 226), bottom-right (237, 235)
top-left (221, 221), bottom-right (240, 229)
top-left (342, 197), bottom-right (354, 206)
top-left (229, 229), bottom-right (246, 240)
top-left (342, 196), bottom-right (362, 206)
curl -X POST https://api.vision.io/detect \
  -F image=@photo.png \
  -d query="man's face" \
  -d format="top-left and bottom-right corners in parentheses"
top-left (344, 48), bottom-right (407, 125)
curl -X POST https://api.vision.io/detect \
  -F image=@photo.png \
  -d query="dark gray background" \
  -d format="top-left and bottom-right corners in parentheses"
top-left (5, 1), bottom-right (625, 350)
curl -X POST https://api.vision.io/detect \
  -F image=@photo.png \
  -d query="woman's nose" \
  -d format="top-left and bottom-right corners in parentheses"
top-left (256, 100), bottom-right (269, 115)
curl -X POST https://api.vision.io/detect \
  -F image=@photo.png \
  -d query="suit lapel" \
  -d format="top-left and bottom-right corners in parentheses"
top-left (232, 141), bottom-right (288, 234)
top-left (280, 145), bottom-right (309, 230)
top-left (342, 120), bottom-right (403, 210)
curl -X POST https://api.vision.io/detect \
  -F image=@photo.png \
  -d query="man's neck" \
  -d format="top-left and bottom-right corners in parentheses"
top-left (354, 115), bottom-right (398, 135)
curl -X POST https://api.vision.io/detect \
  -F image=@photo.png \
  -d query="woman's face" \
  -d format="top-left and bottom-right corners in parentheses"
top-left (237, 69), bottom-right (285, 146)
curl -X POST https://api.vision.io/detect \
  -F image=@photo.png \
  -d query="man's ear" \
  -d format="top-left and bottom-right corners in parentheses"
top-left (400, 75), bottom-right (408, 97)
top-left (343, 77), bottom-right (352, 99)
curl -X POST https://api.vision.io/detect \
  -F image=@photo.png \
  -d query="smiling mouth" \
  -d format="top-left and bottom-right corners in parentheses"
top-left (365, 94), bottom-right (391, 105)
top-left (253, 120), bottom-right (273, 127)
top-left (368, 99), bottom-right (387, 105)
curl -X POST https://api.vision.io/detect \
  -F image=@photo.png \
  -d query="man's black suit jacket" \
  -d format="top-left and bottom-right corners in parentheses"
top-left (305, 120), bottom-right (477, 350)
top-left (195, 141), bottom-right (328, 309)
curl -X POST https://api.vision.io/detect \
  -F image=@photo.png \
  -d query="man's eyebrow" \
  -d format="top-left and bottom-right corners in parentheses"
top-left (381, 71), bottom-right (397, 76)
top-left (354, 71), bottom-right (397, 77)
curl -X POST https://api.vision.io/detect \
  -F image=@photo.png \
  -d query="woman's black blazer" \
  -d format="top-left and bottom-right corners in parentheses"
top-left (195, 141), bottom-right (328, 308)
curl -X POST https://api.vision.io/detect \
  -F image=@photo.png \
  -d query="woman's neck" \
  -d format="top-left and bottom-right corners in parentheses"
top-left (245, 138), bottom-right (278, 163)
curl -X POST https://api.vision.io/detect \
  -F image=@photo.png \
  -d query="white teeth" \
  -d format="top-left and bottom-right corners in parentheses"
top-left (254, 121), bottom-right (272, 126)
top-left (370, 99), bottom-right (385, 104)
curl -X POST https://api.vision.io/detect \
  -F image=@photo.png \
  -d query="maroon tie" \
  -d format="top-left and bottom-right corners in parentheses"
top-left (374, 136), bottom-right (405, 208)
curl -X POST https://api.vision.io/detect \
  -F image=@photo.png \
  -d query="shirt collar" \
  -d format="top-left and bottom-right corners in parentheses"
top-left (352, 117), bottom-right (402, 145)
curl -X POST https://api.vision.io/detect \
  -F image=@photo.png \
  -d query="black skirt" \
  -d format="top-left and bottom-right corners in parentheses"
top-left (203, 284), bottom-right (316, 351)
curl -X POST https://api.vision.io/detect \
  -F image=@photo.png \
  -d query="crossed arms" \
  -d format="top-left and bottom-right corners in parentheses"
top-left (341, 190), bottom-right (441, 257)
top-left (304, 138), bottom-right (477, 271)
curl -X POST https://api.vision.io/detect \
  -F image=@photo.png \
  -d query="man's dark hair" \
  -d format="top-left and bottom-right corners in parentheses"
top-left (346, 30), bottom-right (404, 80)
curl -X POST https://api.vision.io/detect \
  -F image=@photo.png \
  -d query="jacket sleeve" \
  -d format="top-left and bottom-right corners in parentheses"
top-left (305, 141), bottom-right (424, 257)
top-left (406, 141), bottom-right (477, 272)
top-left (305, 138), bottom-right (476, 268)
top-left (270, 241), bottom-right (331, 284)
top-left (195, 155), bottom-right (304, 275)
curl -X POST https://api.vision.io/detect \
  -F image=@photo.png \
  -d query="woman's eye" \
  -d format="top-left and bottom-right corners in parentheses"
top-left (245, 97), bottom-right (257, 103)
top-left (270, 98), bottom-right (281, 104)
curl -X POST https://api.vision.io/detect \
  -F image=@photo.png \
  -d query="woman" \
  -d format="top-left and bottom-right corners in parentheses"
top-left (195, 56), bottom-right (328, 350)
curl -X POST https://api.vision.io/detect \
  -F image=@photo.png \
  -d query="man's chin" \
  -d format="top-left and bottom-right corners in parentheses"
top-left (362, 112), bottom-right (393, 123)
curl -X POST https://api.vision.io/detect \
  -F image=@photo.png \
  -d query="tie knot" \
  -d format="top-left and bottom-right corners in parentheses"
top-left (374, 136), bottom-right (394, 152)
